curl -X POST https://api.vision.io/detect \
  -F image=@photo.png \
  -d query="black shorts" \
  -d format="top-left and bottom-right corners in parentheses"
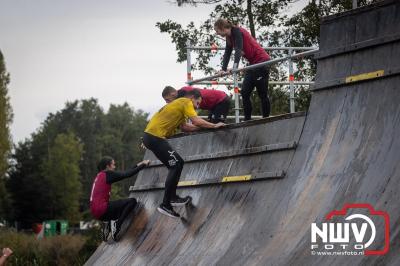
top-left (99, 198), bottom-right (137, 221)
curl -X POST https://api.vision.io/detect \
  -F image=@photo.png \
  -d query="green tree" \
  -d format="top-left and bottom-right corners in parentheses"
top-left (31, 99), bottom-right (105, 212)
top-left (157, 0), bottom-right (289, 74)
top-left (71, 99), bottom-right (105, 211)
top-left (7, 140), bottom-right (51, 226)
top-left (0, 179), bottom-right (11, 222)
top-left (281, 0), bottom-right (380, 111)
top-left (0, 50), bottom-right (13, 221)
top-left (100, 103), bottom-right (148, 197)
top-left (41, 132), bottom-right (83, 223)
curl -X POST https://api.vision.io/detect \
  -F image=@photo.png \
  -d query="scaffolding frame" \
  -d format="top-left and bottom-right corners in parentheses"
top-left (185, 41), bottom-right (318, 123)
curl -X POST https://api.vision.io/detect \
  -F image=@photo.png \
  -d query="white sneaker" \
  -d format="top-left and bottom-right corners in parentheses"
top-left (102, 221), bottom-right (111, 241)
top-left (111, 220), bottom-right (120, 241)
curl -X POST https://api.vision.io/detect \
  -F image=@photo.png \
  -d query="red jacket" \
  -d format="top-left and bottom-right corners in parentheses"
top-left (89, 165), bottom-right (144, 219)
top-left (230, 27), bottom-right (270, 65)
top-left (180, 86), bottom-right (227, 110)
top-left (90, 171), bottom-right (110, 219)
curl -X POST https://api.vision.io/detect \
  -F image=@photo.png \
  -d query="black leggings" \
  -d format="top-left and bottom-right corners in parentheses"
top-left (143, 133), bottom-right (184, 206)
top-left (208, 96), bottom-right (231, 123)
top-left (100, 198), bottom-right (137, 227)
top-left (241, 65), bottom-right (270, 120)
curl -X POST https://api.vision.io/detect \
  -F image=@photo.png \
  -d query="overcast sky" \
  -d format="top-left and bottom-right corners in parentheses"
top-left (0, 0), bottom-right (306, 143)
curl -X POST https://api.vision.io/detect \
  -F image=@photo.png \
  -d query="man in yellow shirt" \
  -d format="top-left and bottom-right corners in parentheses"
top-left (143, 89), bottom-right (225, 218)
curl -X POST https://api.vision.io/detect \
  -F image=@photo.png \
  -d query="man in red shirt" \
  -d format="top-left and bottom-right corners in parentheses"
top-left (162, 86), bottom-right (231, 123)
top-left (214, 18), bottom-right (271, 121)
top-left (90, 156), bottom-right (149, 241)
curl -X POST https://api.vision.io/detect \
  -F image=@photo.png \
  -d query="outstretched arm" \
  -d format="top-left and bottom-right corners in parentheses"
top-left (231, 27), bottom-right (243, 68)
top-left (190, 116), bottom-right (225, 129)
top-left (221, 40), bottom-right (233, 71)
top-left (106, 160), bottom-right (150, 184)
top-left (181, 122), bottom-right (200, 132)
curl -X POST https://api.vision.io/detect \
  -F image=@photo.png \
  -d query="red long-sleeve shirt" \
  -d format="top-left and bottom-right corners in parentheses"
top-left (222, 26), bottom-right (270, 70)
top-left (179, 86), bottom-right (227, 110)
top-left (90, 165), bottom-right (144, 219)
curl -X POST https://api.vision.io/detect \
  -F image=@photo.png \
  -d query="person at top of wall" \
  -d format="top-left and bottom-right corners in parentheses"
top-left (162, 85), bottom-right (230, 123)
top-left (214, 18), bottom-right (271, 121)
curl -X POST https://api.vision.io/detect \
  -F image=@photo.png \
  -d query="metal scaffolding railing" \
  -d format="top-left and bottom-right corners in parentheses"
top-left (194, 81), bottom-right (315, 86)
top-left (187, 45), bottom-right (317, 51)
top-left (185, 41), bottom-right (318, 123)
top-left (187, 49), bottom-right (317, 84)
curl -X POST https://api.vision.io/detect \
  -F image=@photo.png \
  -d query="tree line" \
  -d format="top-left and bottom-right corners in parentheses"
top-left (0, 49), bottom-right (148, 226)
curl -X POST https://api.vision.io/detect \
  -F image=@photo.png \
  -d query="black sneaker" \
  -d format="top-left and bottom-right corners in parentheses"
top-left (170, 195), bottom-right (191, 207)
top-left (111, 220), bottom-right (121, 241)
top-left (102, 221), bottom-right (111, 241)
top-left (157, 204), bottom-right (180, 218)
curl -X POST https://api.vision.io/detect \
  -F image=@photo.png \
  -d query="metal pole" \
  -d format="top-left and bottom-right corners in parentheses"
top-left (233, 63), bottom-right (240, 123)
top-left (353, 0), bottom-right (357, 9)
top-left (186, 40), bottom-right (192, 82)
top-left (288, 49), bottom-right (295, 113)
top-left (200, 115), bottom-right (263, 119)
top-left (187, 49), bottom-right (318, 85)
top-left (187, 46), bottom-right (318, 51)
top-left (195, 81), bottom-right (314, 86)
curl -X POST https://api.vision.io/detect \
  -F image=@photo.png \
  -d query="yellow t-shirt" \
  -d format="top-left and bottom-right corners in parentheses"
top-left (145, 98), bottom-right (197, 138)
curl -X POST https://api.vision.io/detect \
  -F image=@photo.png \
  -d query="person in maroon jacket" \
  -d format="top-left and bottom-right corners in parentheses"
top-left (214, 18), bottom-right (271, 121)
top-left (90, 156), bottom-right (150, 241)
top-left (162, 86), bottom-right (231, 123)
